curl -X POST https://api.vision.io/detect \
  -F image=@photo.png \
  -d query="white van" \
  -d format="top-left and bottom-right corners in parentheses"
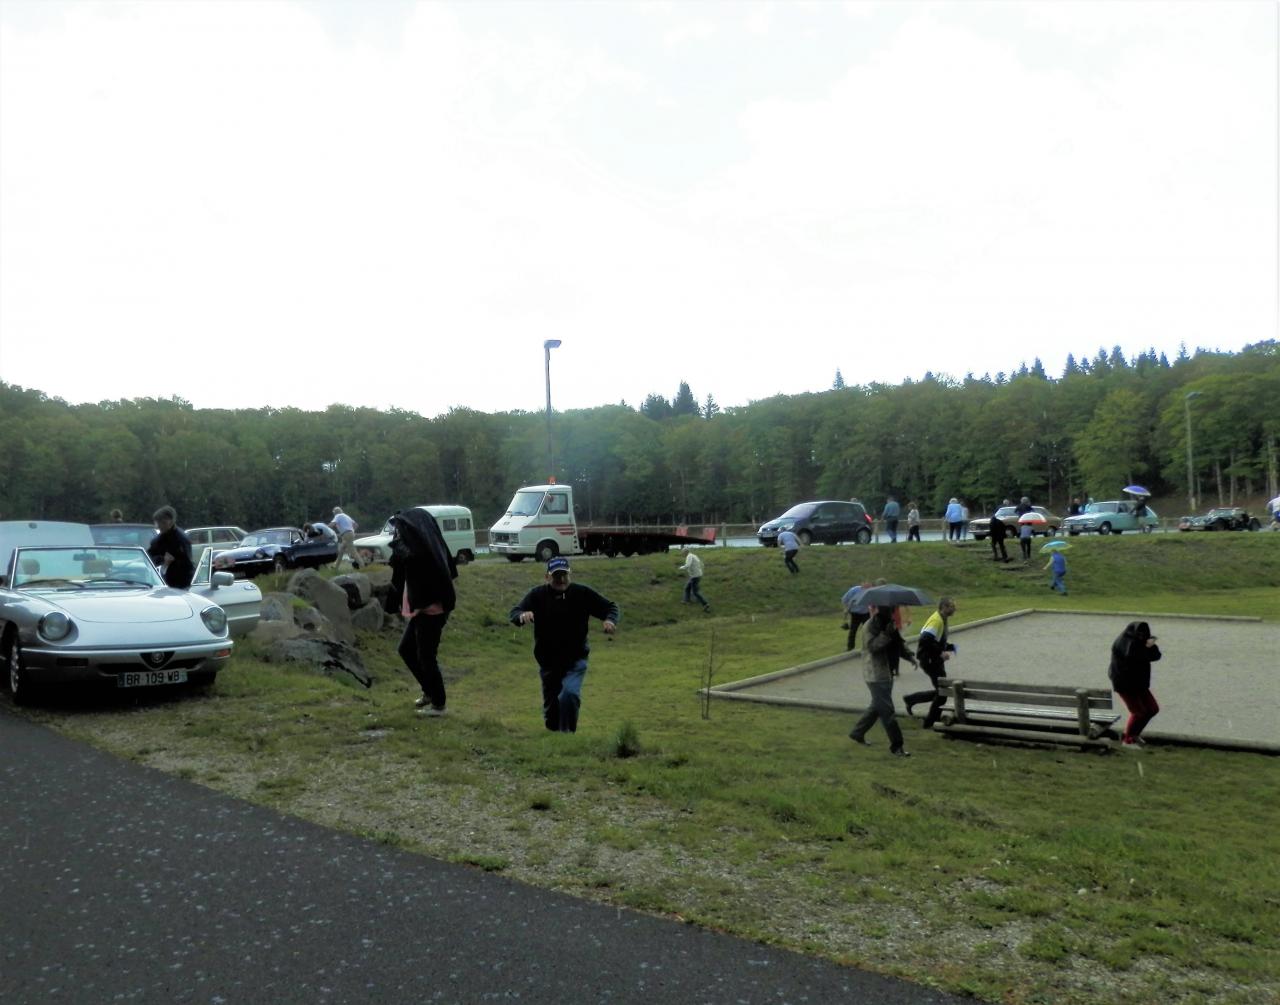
top-left (354, 505), bottom-right (477, 565)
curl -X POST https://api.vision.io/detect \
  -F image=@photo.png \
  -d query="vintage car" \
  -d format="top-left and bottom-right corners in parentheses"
top-left (967, 505), bottom-right (1060, 540)
top-left (1062, 500), bottom-right (1159, 536)
top-left (0, 521), bottom-right (249, 703)
top-left (1177, 507), bottom-right (1262, 532)
top-left (757, 500), bottom-right (873, 546)
top-left (186, 525), bottom-right (249, 563)
top-left (354, 505), bottom-right (478, 565)
top-left (212, 526), bottom-right (338, 577)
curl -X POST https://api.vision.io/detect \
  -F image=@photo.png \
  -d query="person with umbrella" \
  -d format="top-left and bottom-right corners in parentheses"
top-left (385, 507), bottom-right (458, 716)
top-left (848, 584), bottom-right (924, 757)
top-left (1042, 540), bottom-right (1069, 595)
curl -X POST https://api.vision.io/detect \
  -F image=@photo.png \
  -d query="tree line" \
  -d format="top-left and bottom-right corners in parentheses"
top-left (1, 343), bottom-right (1276, 533)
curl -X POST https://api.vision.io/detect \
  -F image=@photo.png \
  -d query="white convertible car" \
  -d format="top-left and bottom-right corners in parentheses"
top-left (0, 521), bottom-right (261, 703)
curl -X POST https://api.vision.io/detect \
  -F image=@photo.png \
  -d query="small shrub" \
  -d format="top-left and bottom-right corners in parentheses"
top-left (609, 720), bottom-right (642, 759)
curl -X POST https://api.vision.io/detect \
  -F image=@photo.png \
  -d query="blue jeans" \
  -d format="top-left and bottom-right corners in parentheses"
top-left (540, 659), bottom-right (588, 732)
top-left (683, 577), bottom-right (708, 607)
top-left (885, 519), bottom-right (898, 543)
top-left (849, 679), bottom-right (905, 750)
top-left (1052, 571), bottom-right (1067, 594)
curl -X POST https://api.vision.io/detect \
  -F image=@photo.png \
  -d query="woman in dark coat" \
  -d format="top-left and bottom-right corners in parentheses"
top-left (385, 508), bottom-right (457, 715)
top-left (1108, 621), bottom-right (1162, 746)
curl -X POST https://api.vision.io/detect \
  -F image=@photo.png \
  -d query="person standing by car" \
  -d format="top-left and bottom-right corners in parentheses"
top-left (776, 528), bottom-right (801, 573)
top-left (510, 557), bottom-right (619, 733)
top-left (881, 496), bottom-right (901, 543)
top-left (1108, 621), bottom-right (1162, 747)
top-left (904, 597), bottom-right (957, 729)
top-left (989, 506), bottom-right (1010, 562)
top-left (944, 498), bottom-right (964, 541)
top-left (905, 501), bottom-right (921, 542)
top-left (329, 506), bottom-right (361, 570)
top-left (677, 546), bottom-right (710, 612)
top-left (848, 606), bottom-right (917, 756)
top-left (148, 506), bottom-right (195, 589)
top-left (1018, 517), bottom-right (1034, 561)
top-left (385, 507), bottom-right (457, 716)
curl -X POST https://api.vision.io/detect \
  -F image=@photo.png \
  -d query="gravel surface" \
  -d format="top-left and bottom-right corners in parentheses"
top-left (725, 611), bottom-right (1280, 749)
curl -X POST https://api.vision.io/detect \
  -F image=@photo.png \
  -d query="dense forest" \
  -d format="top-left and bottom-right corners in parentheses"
top-left (1, 342), bottom-right (1276, 531)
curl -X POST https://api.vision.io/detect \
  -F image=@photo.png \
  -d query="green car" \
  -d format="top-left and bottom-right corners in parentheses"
top-left (1062, 500), bottom-right (1158, 536)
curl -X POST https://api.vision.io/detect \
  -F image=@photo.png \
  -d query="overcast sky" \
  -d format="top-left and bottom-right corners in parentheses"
top-left (1, 1), bottom-right (1275, 417)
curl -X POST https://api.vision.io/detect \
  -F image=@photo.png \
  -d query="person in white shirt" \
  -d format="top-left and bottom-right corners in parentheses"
top-left (677, 547), bottom-right (710, 611)
top-left (777, 528), bottom-right (801, 574)
top-left (329, 506), bottom-right (361, 569)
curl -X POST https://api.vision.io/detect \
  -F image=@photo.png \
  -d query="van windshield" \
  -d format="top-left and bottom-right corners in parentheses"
top-left (507, 491), bottom-right (545, 517)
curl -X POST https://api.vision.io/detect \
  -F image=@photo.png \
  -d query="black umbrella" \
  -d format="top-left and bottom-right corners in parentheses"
top-left (857, 583), bottom-right (933, 608)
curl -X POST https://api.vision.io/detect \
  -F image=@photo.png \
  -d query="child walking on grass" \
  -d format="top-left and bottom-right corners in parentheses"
top-left (1044, 549), bottom-right (1068, 595)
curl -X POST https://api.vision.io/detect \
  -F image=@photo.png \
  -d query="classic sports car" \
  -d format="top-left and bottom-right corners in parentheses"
top-left (0, 522), bottom-right (246, 704)
top-left (1062, 500), bottom-right (1158, 536)
top-left (967, 506), bottom-right (1060, 540)
top-left (211, 526), bottom-right (338, 577)
top-left (1178, 508), bottom-right (1262, 532)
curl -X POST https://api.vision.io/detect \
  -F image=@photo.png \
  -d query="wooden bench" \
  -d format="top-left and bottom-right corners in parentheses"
top-left (933, 678), bottom-right (1120, 748)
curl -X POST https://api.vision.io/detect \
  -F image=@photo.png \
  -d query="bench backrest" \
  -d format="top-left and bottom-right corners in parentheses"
top-left (937, 678), bottom-right (1113, 710)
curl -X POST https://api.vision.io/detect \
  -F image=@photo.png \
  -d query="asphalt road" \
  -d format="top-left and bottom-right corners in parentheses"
top-left (0, 710), bottom-right (967, 1005)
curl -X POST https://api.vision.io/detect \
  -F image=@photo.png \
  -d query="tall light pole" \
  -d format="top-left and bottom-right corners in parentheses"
top-left (1184, 390), bottom-right (1202, 512)
top-left (543, 339), bottom-right (561, 481)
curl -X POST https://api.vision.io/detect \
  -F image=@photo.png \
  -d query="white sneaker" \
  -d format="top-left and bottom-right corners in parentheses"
top-left (418, 706), bottom-right (447, 717)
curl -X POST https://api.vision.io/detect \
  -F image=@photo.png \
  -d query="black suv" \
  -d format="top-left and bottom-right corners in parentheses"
top-left (757, 500), bottom-right (873, 546)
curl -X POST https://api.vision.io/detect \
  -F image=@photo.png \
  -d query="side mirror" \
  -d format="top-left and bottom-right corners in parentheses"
top-left (211, 571), bottom-right (235, 588)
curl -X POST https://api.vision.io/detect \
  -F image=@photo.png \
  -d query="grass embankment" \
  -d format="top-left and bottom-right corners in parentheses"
top-left (22, 535), bottom-right (1280, 1004)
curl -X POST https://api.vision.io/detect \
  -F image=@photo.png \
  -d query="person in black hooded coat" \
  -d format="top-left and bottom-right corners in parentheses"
top-left (385, 508), bottom-right (458, 715)
top-left (1108, 620), bottom-right (1162, 746)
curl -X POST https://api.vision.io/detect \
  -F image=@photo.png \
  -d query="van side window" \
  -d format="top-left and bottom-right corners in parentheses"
top-left (458, 518), bottom-right (471, 530)
top-left (442, 519), bottom-right (457, 531)
top-left (543, 494), bottom-right (569, 515)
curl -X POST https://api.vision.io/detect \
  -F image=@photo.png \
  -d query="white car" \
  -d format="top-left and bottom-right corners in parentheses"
top-left (0, 521), bottom-right (260, 704)
top-left (355, 505), bottom-right (477, 565)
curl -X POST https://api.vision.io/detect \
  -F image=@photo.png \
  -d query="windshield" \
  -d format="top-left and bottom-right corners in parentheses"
top-left (506, 491), bottom-right (545, 517)
top-left (1081, 503), bottom-right (1106, 514)
top-left (776, 503), bottom-right (817, 521)
top-left (91, 526), bottom-right (157, 547)
top-left (243, 529), bottom-right (295, 547)
top-left (10, 546), bottom-right (163, 589)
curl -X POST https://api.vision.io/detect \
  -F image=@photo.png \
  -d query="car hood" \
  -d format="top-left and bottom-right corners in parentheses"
top-left (217, 545), bottom-right (281, 560)
top-left (48, 590), bottom-right (196, 623)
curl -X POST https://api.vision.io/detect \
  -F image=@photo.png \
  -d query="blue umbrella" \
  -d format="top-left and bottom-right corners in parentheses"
top-left (1040, 540), bottom-right (1071, 553)
top-left (1124, 485), bottom-right (1151, 497)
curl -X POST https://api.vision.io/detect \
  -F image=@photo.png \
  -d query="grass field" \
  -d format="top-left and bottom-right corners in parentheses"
top-left (16, 534), bottom-right (1280, 1004)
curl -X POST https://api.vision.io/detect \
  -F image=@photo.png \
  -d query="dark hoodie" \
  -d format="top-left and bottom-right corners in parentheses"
top-left (1108, 621), bottom-right (1162, 692)
top-left (385, 508), bottom-right (457, 614)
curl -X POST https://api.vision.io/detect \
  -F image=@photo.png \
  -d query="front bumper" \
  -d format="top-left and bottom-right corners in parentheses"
top-left (21, 640), bottom-right (234, 685)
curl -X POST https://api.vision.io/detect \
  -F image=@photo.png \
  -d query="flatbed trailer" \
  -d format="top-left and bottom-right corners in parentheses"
top-left (578, 526), bottom-right (717, 557)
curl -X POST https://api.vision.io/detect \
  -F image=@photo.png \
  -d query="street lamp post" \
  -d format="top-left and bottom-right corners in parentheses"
top-left (543, 339), bottom-right (562, 480)
top-left (1184, 390), bottom-right (1202, 512)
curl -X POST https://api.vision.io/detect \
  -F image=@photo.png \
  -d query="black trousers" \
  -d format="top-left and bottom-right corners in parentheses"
top-left (990, 536), bottom-right (1008, 561)
top-left (783, 549), bottom-right (799, 574)
top-left (846, 612), bottom-right (870, 651)
top-left (907, 525), bottom-right (920, 541)
top-left (903, 663), bottom-right (946, 728)
top-left (398, 611), bottom-right (449, 709)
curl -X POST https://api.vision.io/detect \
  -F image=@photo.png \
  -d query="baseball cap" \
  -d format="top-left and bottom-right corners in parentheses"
top-left (547, 557), bottom-right (571, 574)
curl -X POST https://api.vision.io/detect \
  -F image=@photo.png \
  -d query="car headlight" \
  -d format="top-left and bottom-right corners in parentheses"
top-left (38, 611), bottom-right (73, 642)
top-left (201, 606), bottom-right (228, 635)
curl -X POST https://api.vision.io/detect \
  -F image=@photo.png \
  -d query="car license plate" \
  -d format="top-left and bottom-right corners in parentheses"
top-left (117, 669), bottom-right (188, 688)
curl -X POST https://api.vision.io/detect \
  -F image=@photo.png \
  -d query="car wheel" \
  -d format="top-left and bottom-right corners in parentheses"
top-left (798, 530), bottom-right (813, 547)
top-left (273, 555), bottom-right (288, 573)
top-left (855, 527), bottom-right (871, 545)
top-left (535, 540), bottom-right (559, 563)
top-left (1098, 522), bottom-right (1112, 535)
top-left (2, 634), bottom-right (34, 706)
top-left (1249, 519), bottom-right (1261, 531)
top-left (456, 550), bottom-right (473, 565)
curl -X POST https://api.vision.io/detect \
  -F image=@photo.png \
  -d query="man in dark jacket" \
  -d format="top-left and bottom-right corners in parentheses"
top-left (903, 597), bottom-right (957, 729)
top-left (988, 507), bottom-right (1010, 562)
top-left (510, 557), bottom-right (619, 733)
top-left (386, 508), bottom-right (457, 716)
top-left (1108, 621), bottom-right (1163, 746)
top-left (148, 506), bottom-right (195, 589)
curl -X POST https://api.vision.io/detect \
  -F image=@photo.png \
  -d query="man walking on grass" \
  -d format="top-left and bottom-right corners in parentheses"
top-left (677, 546), bottom-right (710, 611)
top-left (510, 557), bottom-right (620, 733)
